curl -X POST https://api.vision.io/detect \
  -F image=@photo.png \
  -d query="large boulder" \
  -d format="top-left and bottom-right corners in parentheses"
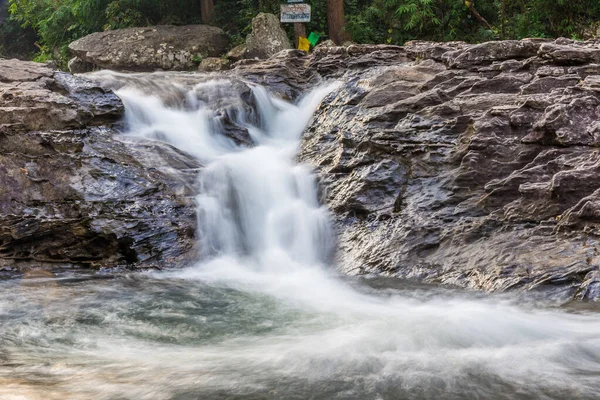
top-left (68, 25), bottom-right (229, 71)
top-left (245, 13), bottom-right (292, 59)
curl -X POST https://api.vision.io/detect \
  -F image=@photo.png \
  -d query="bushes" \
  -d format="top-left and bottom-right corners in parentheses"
top-left (346, 0), bottom-right (496, 44)
top-left (5, 0), bottom-right (600, 66)
top-left (344, 0), bottom-right (600, 45)
top-left (7, 0), bottom-right (202, 65)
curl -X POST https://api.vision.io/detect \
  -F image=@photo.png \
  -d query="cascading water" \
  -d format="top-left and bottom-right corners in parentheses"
top-left (1, 76), bottom-right (600, 400)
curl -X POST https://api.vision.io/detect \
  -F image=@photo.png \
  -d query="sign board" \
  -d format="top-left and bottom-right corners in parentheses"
top-left (286, 0), bottom-right (304, 3)
top-left (280, 4), bottom-right (311, 23)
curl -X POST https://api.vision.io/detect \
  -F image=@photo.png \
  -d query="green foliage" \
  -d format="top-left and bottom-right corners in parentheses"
top-left (7, 0), bottom-right (202, 65)
top-left (345, 0), bottom-right (600, 45)
top-left (346, 0), bottom-right (496, 44)
top-left (497, 0), bottom-right (600, 40)
top-left (5, 0), bottom-right (600, 67)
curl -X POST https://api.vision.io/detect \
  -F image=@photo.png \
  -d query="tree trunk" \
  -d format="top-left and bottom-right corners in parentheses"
top-left (294, 23), bottom-right (307, 48)
top-left (201, 0), bottom-right (215, 25)
top-left (465, 1), bottom-right (492, 30)
top-left (327, 0), bottom-right (350, 44)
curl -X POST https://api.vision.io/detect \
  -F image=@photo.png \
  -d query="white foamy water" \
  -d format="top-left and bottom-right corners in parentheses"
top-left (1, 77), bottom-right (599, 400)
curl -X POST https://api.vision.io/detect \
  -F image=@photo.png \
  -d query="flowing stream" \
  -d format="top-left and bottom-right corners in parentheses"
top-left (1, 78), bottom-right (600, 399)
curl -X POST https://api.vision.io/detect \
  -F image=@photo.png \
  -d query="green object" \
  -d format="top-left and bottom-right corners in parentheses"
top-left (307, 32), bottom-right (320, 47)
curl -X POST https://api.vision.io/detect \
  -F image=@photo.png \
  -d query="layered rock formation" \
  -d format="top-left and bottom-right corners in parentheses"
top-left (0, 60), bottom-right (197, 271)
top-left (266, 39), bottom-right (600, 300)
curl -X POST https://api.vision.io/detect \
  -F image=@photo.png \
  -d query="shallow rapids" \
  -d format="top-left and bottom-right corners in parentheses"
top-left (1, 77), bottom-right (599, 400)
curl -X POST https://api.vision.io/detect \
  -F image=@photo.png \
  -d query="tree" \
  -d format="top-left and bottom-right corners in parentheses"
top-left (464, 0), bottom-right (491, 30)
top-left (327, 0), bottom-right (350, 44)
top-left (201, 0), bottom-right (214, 24)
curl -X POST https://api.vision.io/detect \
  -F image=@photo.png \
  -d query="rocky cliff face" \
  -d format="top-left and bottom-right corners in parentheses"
top-left (268, 39), bottom-right (600, 300)
top-left (0, 60), bottom-right (197, 271)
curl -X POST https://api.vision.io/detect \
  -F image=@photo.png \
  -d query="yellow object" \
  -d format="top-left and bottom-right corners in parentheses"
top-left (298, 36), bottom-right (310, 52)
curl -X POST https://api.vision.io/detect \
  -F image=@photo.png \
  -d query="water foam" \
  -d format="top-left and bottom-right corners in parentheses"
top-left (1, 76), bottom-right (598, 399)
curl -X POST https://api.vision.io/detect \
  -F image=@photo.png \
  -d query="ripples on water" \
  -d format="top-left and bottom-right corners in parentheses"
top-left (0, 271), bottom-right (599, 400)
top-left (1, 76), bottom-right (599, 399)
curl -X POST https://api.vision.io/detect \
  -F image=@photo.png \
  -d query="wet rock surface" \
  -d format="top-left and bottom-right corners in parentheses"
top-left (0, 60), bottom-right (197, 271)
top-left (244, 39), bottom-right (600, 300)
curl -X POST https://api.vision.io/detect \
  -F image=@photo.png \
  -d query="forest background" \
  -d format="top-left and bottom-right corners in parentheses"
top-left (1, 0), bottom-right (599, 66)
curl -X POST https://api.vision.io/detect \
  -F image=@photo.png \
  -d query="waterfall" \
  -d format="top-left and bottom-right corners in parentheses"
top-left (117, 80), bottom-right (337, 269)
top-left (3, 76), bottom-right (598, 400)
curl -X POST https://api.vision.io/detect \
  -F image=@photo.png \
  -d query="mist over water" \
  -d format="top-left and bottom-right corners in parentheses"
top-left (1, 77), bottom-right (600, 399)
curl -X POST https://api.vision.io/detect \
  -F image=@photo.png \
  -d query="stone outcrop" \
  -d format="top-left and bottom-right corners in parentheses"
top-left (245, 13), bottom-right (292, 59)
top-left (232, 38), bottom-right (600, 300)
top-left (0, 60), bottom-right (197, 271)
top-left (68, 25), bottom-right (228, 71)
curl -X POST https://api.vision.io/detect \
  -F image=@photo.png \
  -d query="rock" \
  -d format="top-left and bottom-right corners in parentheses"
top-left (245, 13), bottom-right (292, 59)
top-left (0, 61), bottom-right (121, 130)
top-left (443, 40), bottom-right (541, 69)
top-left (226, 44), bottom-right (247, 62)
top-left (233, 49), bottom-right (314, 100)
top-left (315, 39), bottom-right (336, 49)
top-left (575, 271), bottom-right (600, 301)
top-left (198, 57), bottom-right (230, 72)
top-left (0, 59), bottom-right (197, 271)
top-left (0, 58), bottom-right (53, 82)
top-left (68, 56), bottom-right (94, 73)
top-left (68, 25), bottom-right (229, 71)
top-left (538, 42), bottom-right (600, 65)
top-left (405, 40), bottom-right (468, 61)
top-left (235, 38), bottom-right (600, 299)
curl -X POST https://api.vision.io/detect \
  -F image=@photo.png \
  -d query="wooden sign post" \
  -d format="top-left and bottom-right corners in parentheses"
top-left (294, 23), bottom-right (306, 49)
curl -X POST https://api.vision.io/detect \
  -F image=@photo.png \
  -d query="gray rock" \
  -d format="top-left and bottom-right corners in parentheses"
top-left (443, 40), bottom-right (542, 69)
top-left (245, 13), bottom-right (291, 59)
top-left (538, 42), bottom-right (600, 65)
top-left (234, 49), bottom-right (313, 100)
top-left (314, 39), bottom-right (336, 49)
top-left (198, 57), bottom-right (230, 72)
top-left (226, 44), bottom-right (247, 62)
top-left (69, 25), bottom-right (229, 71)
top-left (67, 56), bottom-right (94, 73)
